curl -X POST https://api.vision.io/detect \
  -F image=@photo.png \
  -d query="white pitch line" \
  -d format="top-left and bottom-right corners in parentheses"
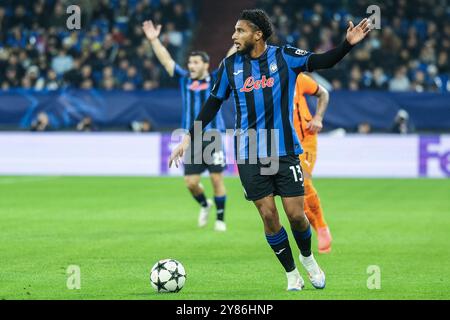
top-left (0, 176), bottom-right (62, 185)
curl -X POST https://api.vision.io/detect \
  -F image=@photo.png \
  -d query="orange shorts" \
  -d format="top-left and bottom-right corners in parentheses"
top-left (299, 136), bottom-right (317, 177)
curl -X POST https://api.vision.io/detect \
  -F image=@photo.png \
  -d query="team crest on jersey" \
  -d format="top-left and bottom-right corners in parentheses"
top-left (270, 62), bottom-right (278, 73)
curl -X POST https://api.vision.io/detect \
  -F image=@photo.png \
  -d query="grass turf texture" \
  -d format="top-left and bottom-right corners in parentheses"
top-left (0, 176), bottom-right (449, 300)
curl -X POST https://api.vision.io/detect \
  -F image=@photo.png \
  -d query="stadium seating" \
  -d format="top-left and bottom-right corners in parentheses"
top-left (0, 0), bottom-right (448, 132)
top-left (0, 0), bottom-right (198, 91)
top-left (258, 0), bottom-right (449, 92)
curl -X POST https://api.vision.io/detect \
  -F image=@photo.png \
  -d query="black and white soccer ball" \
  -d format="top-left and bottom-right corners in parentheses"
top-left (150, 259), bottom-right (186, 293)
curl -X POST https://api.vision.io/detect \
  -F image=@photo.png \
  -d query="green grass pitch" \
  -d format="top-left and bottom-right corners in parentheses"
top-left (0, 176), bottom-right (449, 300)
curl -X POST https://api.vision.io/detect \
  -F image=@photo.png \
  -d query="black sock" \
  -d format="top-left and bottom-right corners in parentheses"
top-left (266, 226), bottom-right (296, 272)
top-left (292, 225), bottom-right (312, 257)
top-left (214, 195), bottom-right (226, 221)
top-left (193, 193), bottom-right (208, 207)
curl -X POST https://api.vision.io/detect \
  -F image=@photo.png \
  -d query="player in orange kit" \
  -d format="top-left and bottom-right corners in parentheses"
top-left (293, 73), bottom-right (332, 254)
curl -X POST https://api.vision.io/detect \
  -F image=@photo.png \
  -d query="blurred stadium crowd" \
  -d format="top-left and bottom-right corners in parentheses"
top-left (259, 0), bottom-right (449, 92)
top-left (0, 0), bottom-right (448, 93)
top-left (0, 0), bottom-right (197, 91)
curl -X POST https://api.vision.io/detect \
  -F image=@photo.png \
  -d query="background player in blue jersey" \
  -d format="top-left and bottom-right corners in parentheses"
top-left (143, 20), bottom-right (235, 232)
top-left (169, 9), bottom-right (371, 291)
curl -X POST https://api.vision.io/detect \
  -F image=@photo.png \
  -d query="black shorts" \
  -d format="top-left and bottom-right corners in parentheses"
top-left (237, 155), bottom-right (305, 201)
top-left (184, 134), bottom-right (226, 176)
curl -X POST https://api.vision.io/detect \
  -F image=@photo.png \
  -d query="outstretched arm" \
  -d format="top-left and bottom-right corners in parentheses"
top-left (142, 20), bottom-right (176, 76)
top-left (307, 18), bottom-right (371, 72)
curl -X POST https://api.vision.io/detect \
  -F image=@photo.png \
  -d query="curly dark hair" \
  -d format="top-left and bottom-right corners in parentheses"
top-left (239, 9), bottom-right (273, 41)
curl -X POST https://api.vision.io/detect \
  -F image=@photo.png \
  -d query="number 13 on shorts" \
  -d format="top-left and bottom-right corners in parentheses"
top-left (289, 165), bottom-right (304, 186)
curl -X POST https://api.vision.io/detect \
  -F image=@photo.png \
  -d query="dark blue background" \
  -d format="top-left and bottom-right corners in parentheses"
top-left (0, 89), bottom-right (449, 131)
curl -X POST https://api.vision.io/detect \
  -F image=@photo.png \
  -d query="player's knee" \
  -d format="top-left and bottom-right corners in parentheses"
top-left (287, 210), bottom-right (308, 225)
top-left (257, 206), bottom-right (278, 227)
top-left (184, 177), bottom-right (200, 191)
top-left (289, 218), bottom-right (310, 232)
top-left (286, 204), bottom-right (309, 226)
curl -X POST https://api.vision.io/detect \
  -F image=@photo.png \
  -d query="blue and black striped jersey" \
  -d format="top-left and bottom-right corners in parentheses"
top-left (210, 45), bottom-right (312, 160)
top-left (174, 64), bottom-right (226, 132)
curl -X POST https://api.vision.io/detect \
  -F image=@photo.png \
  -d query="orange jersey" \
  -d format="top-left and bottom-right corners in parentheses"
top-left (293, 73), bottom-right (319, 150)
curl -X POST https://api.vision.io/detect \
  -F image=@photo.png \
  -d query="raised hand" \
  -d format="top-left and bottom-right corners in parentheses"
top-left (346, 18), bottom-right (372, 45)
top-left (142, 20), bottom-right (162, 41)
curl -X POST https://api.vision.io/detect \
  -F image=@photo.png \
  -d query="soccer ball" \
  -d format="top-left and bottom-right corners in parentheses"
top-left (150, 259), bottom-right (186, 293)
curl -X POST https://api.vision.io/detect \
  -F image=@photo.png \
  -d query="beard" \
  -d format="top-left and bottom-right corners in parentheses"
top-left (238, 41), bottom-right (255, 55)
